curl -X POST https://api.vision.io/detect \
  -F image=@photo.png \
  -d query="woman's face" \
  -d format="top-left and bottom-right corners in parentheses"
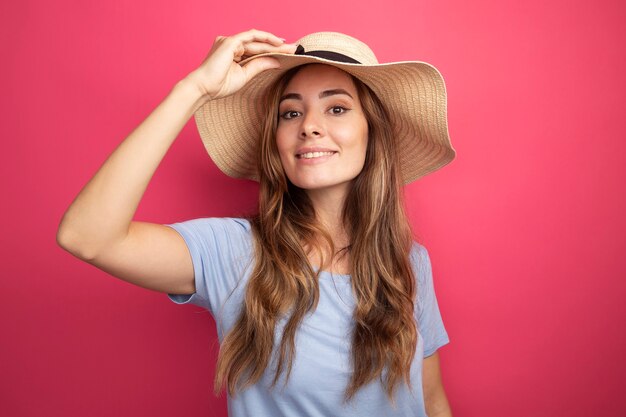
top-left (276, 64), bottom-right (369, 197)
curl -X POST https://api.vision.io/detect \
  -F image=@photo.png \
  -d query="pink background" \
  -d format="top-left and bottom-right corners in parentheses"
top-left (3, 0), bottom-right (625, 416)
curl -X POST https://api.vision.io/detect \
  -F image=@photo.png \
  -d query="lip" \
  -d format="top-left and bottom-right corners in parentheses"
top-left (293, 146), bottom-right (339, 165)
top-left (296, 151), bottom-right (337, 165)
top-left (295, 146), bottom-right (338, 156)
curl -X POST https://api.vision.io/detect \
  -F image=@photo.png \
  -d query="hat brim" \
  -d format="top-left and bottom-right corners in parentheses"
top-left (194, 52), bottom-right (455, 184)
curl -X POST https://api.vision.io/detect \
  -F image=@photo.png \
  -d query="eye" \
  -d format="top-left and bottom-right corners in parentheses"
top-left (280, 110), bottom-right (301, 120)
top-left (330, 106), bottom-right (348, 115)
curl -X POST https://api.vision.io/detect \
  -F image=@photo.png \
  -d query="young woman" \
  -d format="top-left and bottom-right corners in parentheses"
top-left (57, 29), bottom-right (456, 417)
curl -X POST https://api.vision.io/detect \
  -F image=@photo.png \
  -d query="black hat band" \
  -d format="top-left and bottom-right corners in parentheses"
top-left (294, 44), bottom-right (361, 64)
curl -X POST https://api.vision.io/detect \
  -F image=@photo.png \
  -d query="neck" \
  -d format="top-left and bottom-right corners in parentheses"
top-left (306, 184), bottom-right (350, 248)
top-left (296, 184), bottom-right (353, 274)
top-left (307, 184), bottom-right (346, 226)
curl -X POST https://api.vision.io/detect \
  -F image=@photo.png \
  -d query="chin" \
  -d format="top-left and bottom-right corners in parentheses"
top-left (290, 180), bottom-right (330, 190)
top-left (288, 175), bottom-right (355, 193)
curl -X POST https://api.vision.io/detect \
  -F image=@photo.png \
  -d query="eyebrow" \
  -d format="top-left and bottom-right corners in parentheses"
top-left (279, 88), bottom-right (354, 103)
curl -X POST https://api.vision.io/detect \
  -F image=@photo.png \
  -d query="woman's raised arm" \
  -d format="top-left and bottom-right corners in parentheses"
top-left (56, 30), bottom-right (295, 294)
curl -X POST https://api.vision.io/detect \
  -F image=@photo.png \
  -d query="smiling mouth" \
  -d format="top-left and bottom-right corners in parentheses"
top-left (296, 151), bottom-right (337, 159)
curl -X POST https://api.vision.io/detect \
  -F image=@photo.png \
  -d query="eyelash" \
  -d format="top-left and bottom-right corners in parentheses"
top-left (279, 106), bottom-right (349, 120)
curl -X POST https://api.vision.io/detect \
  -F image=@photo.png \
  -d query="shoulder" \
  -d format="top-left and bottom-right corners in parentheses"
top-left (178, 216), bottom-right (250, 229)
top-left (409, 241), bottom-right (436, 308)
top-left (166, 217), bottom-right (253, 251)
top-left (410, 240), bottom-right (429, 259)
top-left (171, 216), bottom-right (251, 234)
top-left (409, 241), bottom-right (432, 278)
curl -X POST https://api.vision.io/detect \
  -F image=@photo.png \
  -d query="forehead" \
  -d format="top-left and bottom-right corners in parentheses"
top-left (284, 64), bottom-right (357, 93)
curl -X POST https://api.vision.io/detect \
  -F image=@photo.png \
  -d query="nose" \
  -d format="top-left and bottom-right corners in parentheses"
top-left (299, 111), bottom-right (325, 139)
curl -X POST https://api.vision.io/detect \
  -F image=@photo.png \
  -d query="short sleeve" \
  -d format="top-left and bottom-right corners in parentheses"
top-left (164, 217), bottom-right (253, 315)
top-left (412, 243), bottom-right (450, 357)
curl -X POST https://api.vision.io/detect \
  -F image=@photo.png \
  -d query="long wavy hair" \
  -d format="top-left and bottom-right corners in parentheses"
top-left (214, 64), bottom-right (418, 406)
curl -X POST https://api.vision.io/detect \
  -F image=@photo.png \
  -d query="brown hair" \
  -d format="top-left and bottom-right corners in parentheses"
top-left (214, 64), bottom-right (418, 406)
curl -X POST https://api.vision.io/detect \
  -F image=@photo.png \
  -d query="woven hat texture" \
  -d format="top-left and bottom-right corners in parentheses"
top-left (194, 32), bottom-right (455, 184)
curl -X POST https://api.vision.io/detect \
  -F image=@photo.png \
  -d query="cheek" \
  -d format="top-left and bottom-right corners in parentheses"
top-left (355, 127), bottom-right (369, 167)
top-left (275, 131), bottom-right (292, 165)
top-left (360, 125), bottom-right (369, 151)
top-left (348, 124), bottom-right (369, 156)
top-left (335, 115), bottom-right (368, 144)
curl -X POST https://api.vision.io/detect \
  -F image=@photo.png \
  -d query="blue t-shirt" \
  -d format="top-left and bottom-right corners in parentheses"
top-left (165, 217), bottom-right (449, 417)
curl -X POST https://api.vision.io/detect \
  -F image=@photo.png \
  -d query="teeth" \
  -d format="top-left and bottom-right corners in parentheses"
top-left (298, 151), bottom-right (335, 159)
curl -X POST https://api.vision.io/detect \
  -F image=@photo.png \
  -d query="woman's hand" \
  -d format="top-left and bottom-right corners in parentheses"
top-left (184, 29), bottom-right (297, 103)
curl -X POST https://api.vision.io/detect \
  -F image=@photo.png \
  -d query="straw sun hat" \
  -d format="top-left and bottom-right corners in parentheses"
top-left (194, 31), bottom-right (455, 184)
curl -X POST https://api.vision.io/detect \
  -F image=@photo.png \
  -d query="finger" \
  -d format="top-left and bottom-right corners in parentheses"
top-left (232, 29), bottom-right (287, 47)
top-left (233, 42), bottom-right (246, 59)
top-left (241, 41), bottom-right (298, 57)
top-left (241, 57), bottom-right (281, 81)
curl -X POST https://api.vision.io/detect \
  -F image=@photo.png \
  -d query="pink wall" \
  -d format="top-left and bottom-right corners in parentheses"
top-left (3, 0), bottom-right (625, 415)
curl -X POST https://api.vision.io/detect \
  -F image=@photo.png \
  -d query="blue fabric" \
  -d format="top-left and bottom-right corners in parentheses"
top-left (165, 217), bottom-right (449, 417)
